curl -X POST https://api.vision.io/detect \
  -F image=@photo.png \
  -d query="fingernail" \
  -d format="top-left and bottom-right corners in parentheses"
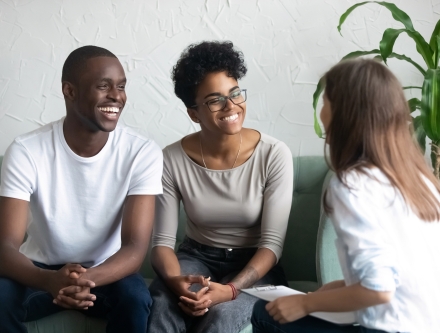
top-left (53, 300), bottom-right (57, 304)
top-left (205, 308), bottom-right (209, 312)
top-left (205, 287), bottom-right (209, 291)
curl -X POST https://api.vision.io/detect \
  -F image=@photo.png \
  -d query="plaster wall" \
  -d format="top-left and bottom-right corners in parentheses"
top-left (0, 0), bottom-right (438, 155)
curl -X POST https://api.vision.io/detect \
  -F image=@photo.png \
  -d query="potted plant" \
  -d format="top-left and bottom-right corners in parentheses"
top-left (312, 1), bottom-right (440, 178)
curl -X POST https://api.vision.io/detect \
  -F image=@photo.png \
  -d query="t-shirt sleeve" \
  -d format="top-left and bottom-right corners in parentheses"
top-left (258, 141), bottom-right (293, 262)
top-left (127, 140), bottom-right (164, 196)
top-left (152, 149), bottom-right (181, 249)
top-left (0, 141), bottom-right (37, 201)
top-left (326, 177), bottom-right (400, 292)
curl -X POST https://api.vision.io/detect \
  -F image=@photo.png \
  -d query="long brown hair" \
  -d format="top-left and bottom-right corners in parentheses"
top-left (323, 58), bottom-right (440, 222)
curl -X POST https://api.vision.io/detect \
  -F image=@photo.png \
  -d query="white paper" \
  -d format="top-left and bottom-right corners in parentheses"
top-left (241, 285), bottom-right (357, 325)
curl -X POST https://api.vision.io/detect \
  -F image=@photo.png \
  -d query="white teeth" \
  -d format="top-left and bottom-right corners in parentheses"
top-left (221, 114), bottom-right (238, 122)
top-left (98, 107), bottom-right (119, 113)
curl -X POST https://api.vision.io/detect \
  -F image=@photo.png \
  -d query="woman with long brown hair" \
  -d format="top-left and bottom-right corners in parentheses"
top-left (251, 59), bottom-right (440, 332)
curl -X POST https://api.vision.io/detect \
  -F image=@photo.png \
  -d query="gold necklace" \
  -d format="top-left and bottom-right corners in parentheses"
top-left (200, 132), bottom-right (242, 169)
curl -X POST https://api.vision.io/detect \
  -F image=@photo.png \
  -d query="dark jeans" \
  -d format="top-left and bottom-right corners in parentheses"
top-left (251, 300), bottom-right (390, 333)
top-left (148, 237), bottom-right (288, 333)
top-left (0, 262), bottom-right (152, 333)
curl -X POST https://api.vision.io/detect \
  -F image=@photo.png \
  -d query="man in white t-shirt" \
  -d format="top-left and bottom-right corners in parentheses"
top-left (0, 46), bottom-right (163, 333)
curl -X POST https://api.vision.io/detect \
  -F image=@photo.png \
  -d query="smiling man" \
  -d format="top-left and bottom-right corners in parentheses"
top-left (0, 46), bottom-right (163, 333)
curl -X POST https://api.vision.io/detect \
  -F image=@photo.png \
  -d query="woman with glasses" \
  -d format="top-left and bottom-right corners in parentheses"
top-left (148, 41), bottom-right (293, 333)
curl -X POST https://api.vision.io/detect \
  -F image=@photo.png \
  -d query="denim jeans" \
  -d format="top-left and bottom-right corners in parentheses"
top-left (0, 262), bottom-right (152, 333)
top-left (148, 237), bottom-right (288, 333)
top-left (251, 300), bottom-right (391, 333)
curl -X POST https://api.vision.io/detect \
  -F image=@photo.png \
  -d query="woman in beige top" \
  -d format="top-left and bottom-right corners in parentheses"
top-left (148, 41), bottom-right (293, 333)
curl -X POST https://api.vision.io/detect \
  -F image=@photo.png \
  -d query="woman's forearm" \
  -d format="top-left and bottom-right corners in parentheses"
top-left (230, 248), bottom-right (276, 290)
top-left (151, 246), bottom-right (181, 280)
top-left (305, 282), bottom-right (393, 313)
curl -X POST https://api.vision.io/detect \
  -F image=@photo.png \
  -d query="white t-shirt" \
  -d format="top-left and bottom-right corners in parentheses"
top-left (0, 118), bottom-right (163, 267)
top-left (326, 168), bottom-right (440, 333)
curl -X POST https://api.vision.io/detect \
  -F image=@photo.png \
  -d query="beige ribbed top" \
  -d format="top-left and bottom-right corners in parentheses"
top-left (152, 133), bottom-right (293, 260)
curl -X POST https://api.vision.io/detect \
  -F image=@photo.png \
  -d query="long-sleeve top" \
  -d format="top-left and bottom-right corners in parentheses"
top-left (152, 132), bottom-right (293, 261)
top-left (326, 168), bottom-right (440, 333)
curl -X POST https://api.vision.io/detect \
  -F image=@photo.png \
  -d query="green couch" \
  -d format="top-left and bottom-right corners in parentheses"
top-left (0, 155), bottom-right (343, 333)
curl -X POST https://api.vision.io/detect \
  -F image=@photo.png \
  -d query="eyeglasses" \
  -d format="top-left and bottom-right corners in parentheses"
top-left (191, 89), bottom-right (247, 112)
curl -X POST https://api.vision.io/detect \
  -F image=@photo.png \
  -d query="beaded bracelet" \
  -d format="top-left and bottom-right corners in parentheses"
top-left (226, 282), bottom-right (237, 300)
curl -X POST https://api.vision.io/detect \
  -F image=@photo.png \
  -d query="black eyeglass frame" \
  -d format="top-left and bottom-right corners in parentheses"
top-left (190, 89), bottom-right (247, 112)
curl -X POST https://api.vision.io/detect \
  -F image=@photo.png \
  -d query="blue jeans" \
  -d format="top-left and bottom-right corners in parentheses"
top-left (251, 300), bottom-right (391, 333)
top-left (0, 262), bottom-right (152, 333)
top-left (148, 237), bottom-right (288, 333)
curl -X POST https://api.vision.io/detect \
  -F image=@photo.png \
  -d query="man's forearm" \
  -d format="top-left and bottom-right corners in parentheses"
top-left (0, 245), bottom-right (52, 291)
top-left (84, 243), bottom-right (147, 287)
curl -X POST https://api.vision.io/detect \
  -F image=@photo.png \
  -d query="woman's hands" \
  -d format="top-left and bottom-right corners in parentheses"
top-left (178, 281), bottom-right (234, 316)
top-left (265, 280), bottom-right (346, 324)
top-left (164, 275), bottom-right (210, 299)
top-left (266, 294), bottom-right (309, 324)
top-left (163, 275), bottom-right (213, 316)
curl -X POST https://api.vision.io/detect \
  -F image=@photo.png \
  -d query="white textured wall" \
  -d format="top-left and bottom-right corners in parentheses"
top-left (0, 0), bottom-right (438, 156)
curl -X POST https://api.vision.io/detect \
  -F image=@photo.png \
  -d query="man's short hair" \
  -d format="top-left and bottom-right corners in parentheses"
top-left (62, 45), bottom-right (117, 83)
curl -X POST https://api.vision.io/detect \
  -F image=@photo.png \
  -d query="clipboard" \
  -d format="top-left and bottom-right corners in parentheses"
top-left (241, 285), bottom-right (357, 325)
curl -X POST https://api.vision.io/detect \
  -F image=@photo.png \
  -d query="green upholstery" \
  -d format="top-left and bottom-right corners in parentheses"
top-left (281, 156), bottom-right (330, 292)
top-left (0, 155), bottom-right (342, 333)
top-left (316, 170), bottom-right (344, 285)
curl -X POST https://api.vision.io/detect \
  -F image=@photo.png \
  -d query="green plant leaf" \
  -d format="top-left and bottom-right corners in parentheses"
top-left (374, 52), bottom-right (426, 75)
top-left (408, 98), bottom-right (421, 113)
top-left (413, 115), bottom-right (426, 152)
top-left (437, 35), bottom-right (440, 68)
top-left (338, 1), bottom-right (415, 35)
top-left (403, 86), bottom-right (422, 90)
top-left (312, 77), bottom-right (325, 138)
top-left (421, 69), bottom-right (440, 141)
top-left (340, 49), bottom-right (380, 60)
top-left (388, 53), bottom-right (426, 76)
top-left (429, 20), bottom-right (440, 67)
top-left (379, 28), bottom-right (433, 68)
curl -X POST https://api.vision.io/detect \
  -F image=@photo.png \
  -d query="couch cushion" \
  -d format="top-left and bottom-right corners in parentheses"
top-left (280, 156), bottom-right (328, 283)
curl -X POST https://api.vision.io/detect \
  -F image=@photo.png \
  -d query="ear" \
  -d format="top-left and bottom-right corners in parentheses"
top-left (187, 108), bottom-right (200, 123)
top-left (62, 81), bottom-right (76, 101)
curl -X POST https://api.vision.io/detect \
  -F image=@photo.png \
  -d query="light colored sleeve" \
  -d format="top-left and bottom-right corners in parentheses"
top-left (0, 141), bottom-right (37, 201)
top-left (327, 177), bottom-right (400, 292)
top-left (151, 148), bottom-right (181, 249)
top-left (257, 141), bottom-right (293, 262)
top-left (128, 140), bottom-right (163, 196)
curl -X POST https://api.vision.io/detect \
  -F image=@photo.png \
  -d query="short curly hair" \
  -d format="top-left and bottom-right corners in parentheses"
top-left (172, 41), bottom-right (247, 108)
